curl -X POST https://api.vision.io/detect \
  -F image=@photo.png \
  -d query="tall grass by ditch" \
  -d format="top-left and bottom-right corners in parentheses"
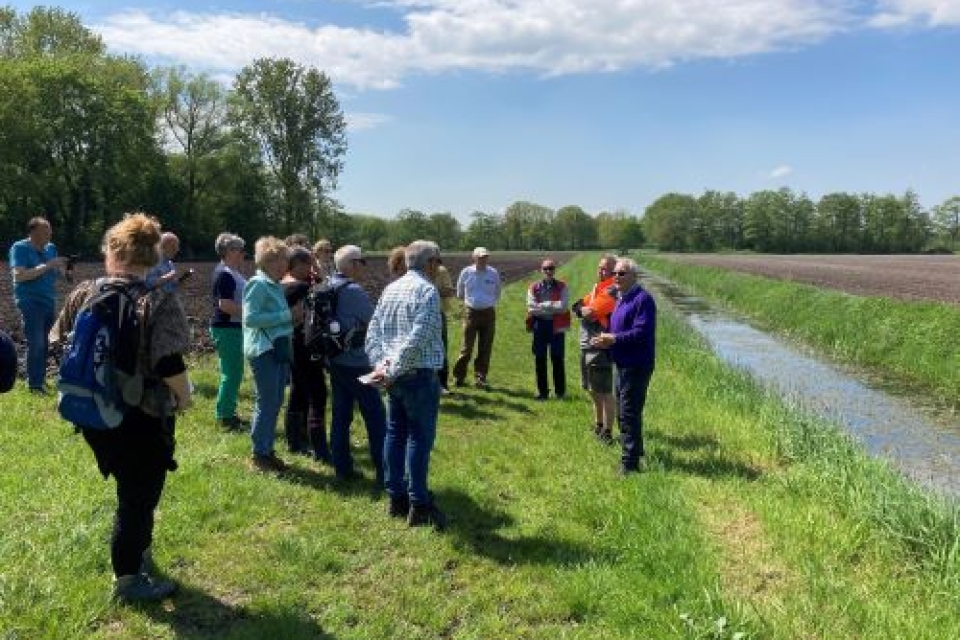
top-left (641, 255), bottom-right (960, 411)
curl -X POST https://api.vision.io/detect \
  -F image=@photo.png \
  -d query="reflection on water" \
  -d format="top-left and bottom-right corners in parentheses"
top-left (646, 275), bottom-right (960, 497)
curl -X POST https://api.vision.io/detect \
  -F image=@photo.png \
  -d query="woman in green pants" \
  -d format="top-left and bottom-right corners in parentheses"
top-left (210, 233), bottom-right (248, 430)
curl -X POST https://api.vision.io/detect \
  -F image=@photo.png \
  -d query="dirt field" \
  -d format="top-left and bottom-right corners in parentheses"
top-left (661, 254), bottom-right (960, 305)
top-left (0, 252), bottom-right (571, 355)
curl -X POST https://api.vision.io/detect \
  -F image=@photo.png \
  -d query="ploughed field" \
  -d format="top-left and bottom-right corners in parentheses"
top-left (0, 252), bottom-right (571, 354)
top-left (661, 254), bottom-right (960, 305)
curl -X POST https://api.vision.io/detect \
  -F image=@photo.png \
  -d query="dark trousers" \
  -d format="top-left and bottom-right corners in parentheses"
top-left (453, 307), bottom-right (496, 382)
top-left (438, 312), bottom-right (449, 389)
top-left (532, 327), bottom-right (565, 398)
top-left (616, 366), bottom-right (653, 467)
top-left (82, 408), bottom-right (174, 577)
top-left (287, 354), bottom-right (328, 454)
top-left (329, 363), bottom-right (386, 479)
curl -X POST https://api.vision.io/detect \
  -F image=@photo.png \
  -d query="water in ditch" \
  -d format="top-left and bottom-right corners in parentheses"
top-left (643, 274), bottom-right (960, 498)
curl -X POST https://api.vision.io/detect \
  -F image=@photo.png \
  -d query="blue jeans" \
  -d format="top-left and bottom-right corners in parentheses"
top-left (532, 325), bottom-right (566, 398)
top-left (249, 350), bottom-right (289, 456)
top-left (329, 363), bottom-right (386, 478)
top-left (17, 300), bottom-right (54, 389)
top-left (616, 366), bottom-right (653, 467)
top-left (384, 369), bottom-right (440, 505)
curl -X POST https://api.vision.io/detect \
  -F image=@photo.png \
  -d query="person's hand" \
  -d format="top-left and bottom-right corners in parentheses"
top-left (581, 306), bottom-right (595, 320)
top-left (589, 333), bottom-right (615, 349)
top-left (48, 257), bottom-right (67, 271)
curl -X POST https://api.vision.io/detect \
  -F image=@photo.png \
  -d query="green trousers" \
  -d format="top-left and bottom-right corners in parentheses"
top-left (210, 326), bottom-right (244, 420)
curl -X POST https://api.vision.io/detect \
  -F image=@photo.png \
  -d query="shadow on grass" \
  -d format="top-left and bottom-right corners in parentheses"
top-left (140, 581), bottom-right (335, 639)
top-left (651, 428), bottom-right (762, 481)
top-left (438, 488), bottom-right (606, 567)
top-left (441, 390), bottom-right (534, 421)
top-left (278, 462), bottom-right (383, 499)
top-left (191, 380), bottom-right (219, 400)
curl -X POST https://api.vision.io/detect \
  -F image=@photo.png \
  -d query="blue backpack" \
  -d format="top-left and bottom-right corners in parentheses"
top-left (57, 279), bottom-right (148, 430)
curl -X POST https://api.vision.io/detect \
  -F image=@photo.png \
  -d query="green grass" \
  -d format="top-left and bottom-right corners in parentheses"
top-left (640, 254), bottom-right (960, 410)
top-left (0, 252), bottom-right (957, 639)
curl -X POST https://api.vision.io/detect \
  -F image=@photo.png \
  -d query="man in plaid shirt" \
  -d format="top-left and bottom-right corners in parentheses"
top-left (366, 240), bottom-right (447, 529)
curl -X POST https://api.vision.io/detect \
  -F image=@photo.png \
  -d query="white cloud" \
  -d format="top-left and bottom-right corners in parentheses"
top-left (869, 1), bottom-right (960, 28)
top-left (346, 112), bottom-right (393, 131)
top-left (770, 165), bottom-right (793, 179)
top-left (94, 1), bottom-right (852, 90)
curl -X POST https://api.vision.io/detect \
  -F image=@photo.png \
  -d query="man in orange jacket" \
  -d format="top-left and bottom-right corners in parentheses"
top-left (572, 255), bottom-right (618, 442)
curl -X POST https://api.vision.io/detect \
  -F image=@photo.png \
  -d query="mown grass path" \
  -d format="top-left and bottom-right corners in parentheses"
top-left (0, 253), bottom-right (956, 639)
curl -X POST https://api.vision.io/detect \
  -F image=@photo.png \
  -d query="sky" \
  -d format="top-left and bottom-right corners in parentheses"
top-left (10, 1), bottom-right (960, 222)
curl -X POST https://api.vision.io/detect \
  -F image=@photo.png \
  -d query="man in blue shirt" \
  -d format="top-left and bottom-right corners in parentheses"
top-left (367, 240), bottom-right (446, 529)
top-left (328, 245), bottom-right (386, 483)
top-left (8, 216), bottom-right (69, 393)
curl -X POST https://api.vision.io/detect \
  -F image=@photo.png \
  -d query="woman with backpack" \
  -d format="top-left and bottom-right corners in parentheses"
top-left (50, 212), bottom-right (192, 603)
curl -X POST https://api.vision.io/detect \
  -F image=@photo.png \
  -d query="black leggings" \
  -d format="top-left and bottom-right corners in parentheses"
top-left (83, 409), bottom-right (175, 577)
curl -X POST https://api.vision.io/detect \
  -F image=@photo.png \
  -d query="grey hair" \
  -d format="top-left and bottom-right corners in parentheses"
top-left (215, 232), bottom-right (245, 258)
top-left (334, 244), bottom-right (362, 272)
top-left (405, 240), bottom-right (439, 271)
top-left (615, 257), bottom-right (639, 274)
top-left (600, 253), bottom-right (618, 267)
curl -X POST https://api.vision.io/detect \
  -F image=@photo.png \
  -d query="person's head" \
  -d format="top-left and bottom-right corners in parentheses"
top-left (159, 232), bottom-right (180, 259)
top-left (27, 216), bottom-right (52, 246)
top-left (254, 236), bottom-right (289, 282)
top-left (334, 244), bottom-right (367, 278)
top-left (101, 212), bottom-right (162, 276)
top-left (387, 246), bottom-right (407, 278)
top-left (285, 233), bottom-right (311, 249)
top-left (540, 258), bottom-right (556, 281)
top-left (313, 239), bottom-right (333, 262)
top-left (472, 246), bottom-right (490, 267)
top-left (405, 240), bottom-right (440, 278)
top-left (598, 254), bottom-right (617, 281)
top-left (215, 232), bottom-right (246, 268)
top-left (287, 246), bottom-right (314, 282)
top-left (612, 257), bottom-right (639, 291)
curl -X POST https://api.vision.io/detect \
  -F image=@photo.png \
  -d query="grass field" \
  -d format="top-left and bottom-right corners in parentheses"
top-left (0, 253), bottom-right (957, 639)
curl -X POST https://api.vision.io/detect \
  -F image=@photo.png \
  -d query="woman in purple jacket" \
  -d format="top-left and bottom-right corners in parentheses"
top-left (589, 257), bottom-right (656, 475)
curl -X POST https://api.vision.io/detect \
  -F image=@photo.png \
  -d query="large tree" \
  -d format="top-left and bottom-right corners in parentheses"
top-left (231, 58), bottom-right (347, 236)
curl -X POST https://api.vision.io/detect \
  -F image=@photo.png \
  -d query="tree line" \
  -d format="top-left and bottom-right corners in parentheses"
top-left (643, 188), bottom-right (960, 254)
top-left (2, 7), bottom-right (957, 258)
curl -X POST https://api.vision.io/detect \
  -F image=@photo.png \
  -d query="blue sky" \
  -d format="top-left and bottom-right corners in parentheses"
top-left (10, 1), bottom-right (960, 222)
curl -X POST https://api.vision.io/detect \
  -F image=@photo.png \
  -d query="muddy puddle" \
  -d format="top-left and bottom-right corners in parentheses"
top-left (644, 274), bottom-right (960, 498)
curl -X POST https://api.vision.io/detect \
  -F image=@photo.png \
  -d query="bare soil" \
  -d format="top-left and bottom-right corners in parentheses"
top-left (661, 254), bottom-right (960, 305)
top-left (1, 252), bottom-right (571, 355)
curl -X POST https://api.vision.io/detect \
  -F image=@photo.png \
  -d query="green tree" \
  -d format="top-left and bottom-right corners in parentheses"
top-left (463, 211), bottom-right (503, 249)
top-left (597, 210), bottom-right (644, 251)
top-left (231, 58), bottom-right (347, 236)
top-left (815, 192), bottom-right (862, 252)
top-left (642, 193), bottom-right (697, 251)
top-left (932, 196), bottom-right (960, 251)
top-left (427, 212), bottom-right (463, 251)
top-left (698, 190), bottom-right (743, 250)
top-left (554, 205), bottom-right (598, 250)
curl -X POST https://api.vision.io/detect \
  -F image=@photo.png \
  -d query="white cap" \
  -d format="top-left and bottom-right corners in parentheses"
top-left (472, 246), bottom-right (490, 258)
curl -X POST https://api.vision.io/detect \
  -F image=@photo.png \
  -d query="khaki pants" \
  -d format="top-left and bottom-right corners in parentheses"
top-left (453, 307), bottom-right (496, 382)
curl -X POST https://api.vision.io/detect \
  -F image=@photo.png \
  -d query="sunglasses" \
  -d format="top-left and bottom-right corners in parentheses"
top-left (613, 270), bottom-right (632, 276)
top-left (353, 258), bottom-right (367, 266)
top-left (542, 266), bottom-right (555, 271)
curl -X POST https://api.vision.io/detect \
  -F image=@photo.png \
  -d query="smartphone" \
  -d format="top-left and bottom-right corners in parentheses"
top-left (178, 268), bottom-right (196, 283)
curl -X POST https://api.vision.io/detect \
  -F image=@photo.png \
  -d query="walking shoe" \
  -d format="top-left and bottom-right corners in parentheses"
top-left (218, 416), bottom-right (248, 432)
top-left (387, 494), bottom-right (411, 519)
top-left (593, 423), bottom-right (603, 436)
top-left (474, 376), bottom-right (489, 389)
top-left (29, 386), bottom-right (48, 396)
top-left (250, 453), bottom-right (287, 473)
top-left (408, 502), bottom-right (447, 531)
top-left (535, 394), bottom-right (548, 401)
top-left (113, 573), bottom-right (176, 603)
top-left (597, 429), bottom-right (614, 445)
top-left (454, 378), bottom-right (466, 388)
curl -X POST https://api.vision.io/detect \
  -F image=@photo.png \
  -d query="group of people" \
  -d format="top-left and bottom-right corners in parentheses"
top-left (4, 213), bottom-right (658, 604)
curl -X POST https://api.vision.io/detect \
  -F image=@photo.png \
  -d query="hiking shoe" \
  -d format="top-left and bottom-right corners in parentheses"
top-left (250, 453), bottom-right (287, 473)
top-left (474, 377), bottom-right (489, 389)
top-left (387, 494), bottom-right (411, 519)
top-left (113, 573), bottom-right (176, 604)
top-left (408, 502), bottom-right (447, 531)
top-left (619, 457), bottom-right (646, 476)
top-left (218, 416), bottom-right (248, 432)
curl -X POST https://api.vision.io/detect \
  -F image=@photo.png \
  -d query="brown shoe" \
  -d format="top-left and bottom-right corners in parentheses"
top-left (251, 453), bottom-right (287, 473)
